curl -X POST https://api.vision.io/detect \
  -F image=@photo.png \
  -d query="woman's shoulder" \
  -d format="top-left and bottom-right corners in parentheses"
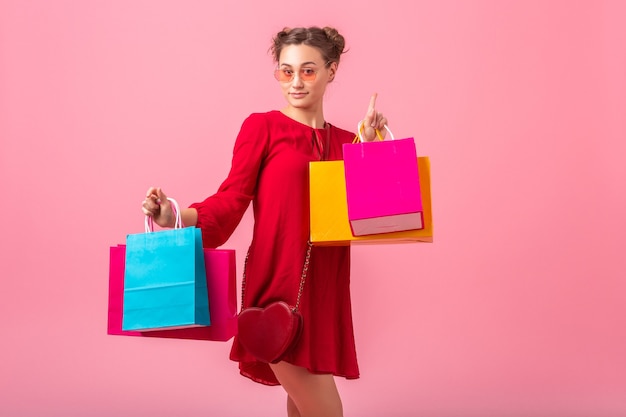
top-left (240, 110), bottom-right (292, 129)
top-left (241, 111), bottom-right (277, 125)
top-left (244, 110), bottom-right (291, 121)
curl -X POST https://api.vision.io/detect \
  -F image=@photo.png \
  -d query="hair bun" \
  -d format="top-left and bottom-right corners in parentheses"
top-left (323, 26), bottom-right (346, 55)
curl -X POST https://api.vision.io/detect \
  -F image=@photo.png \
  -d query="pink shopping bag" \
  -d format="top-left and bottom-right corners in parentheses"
top-left (342, 124), bottom-right (423, 236)
top-left (108, 244), bottom-right (237, 341)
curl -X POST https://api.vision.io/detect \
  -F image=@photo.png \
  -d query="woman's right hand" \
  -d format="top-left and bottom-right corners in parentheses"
top-left (142, 187), bottom-right (175, 228)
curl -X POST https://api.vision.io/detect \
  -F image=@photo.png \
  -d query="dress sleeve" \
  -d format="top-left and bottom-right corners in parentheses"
top-left (189, 113), bottom-right (269, 248)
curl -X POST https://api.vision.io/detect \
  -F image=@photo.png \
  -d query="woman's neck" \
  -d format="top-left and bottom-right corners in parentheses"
top-left (281, 106), bottom-right (326, 129)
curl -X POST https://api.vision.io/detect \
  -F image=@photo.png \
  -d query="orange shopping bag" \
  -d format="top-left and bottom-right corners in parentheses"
top-left (309, 157), bottom-right (433, 246)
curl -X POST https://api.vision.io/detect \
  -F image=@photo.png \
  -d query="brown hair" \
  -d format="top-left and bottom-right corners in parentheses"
top-left (271, 26), bottom-right (347, 66)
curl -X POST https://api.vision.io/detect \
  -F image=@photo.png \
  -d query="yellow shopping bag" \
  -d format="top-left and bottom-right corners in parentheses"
top-left (309, 157), bottom-right (433, 246)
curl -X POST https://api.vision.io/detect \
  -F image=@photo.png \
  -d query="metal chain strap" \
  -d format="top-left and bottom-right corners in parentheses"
top-left (240, 241), bottom-right (313, 313)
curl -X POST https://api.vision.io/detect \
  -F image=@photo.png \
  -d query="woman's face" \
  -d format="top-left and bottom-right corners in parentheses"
top-left (276, 44), bottom-right (336, 112)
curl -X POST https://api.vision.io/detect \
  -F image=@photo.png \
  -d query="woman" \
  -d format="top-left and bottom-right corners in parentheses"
top-left (142, 26), bottom-right (388, 417)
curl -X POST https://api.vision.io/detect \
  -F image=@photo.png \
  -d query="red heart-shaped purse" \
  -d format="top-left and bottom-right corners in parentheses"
top-left (237, 301), bottom-right (303, 363)
top-left (237, 243), bottom-right (313, 364)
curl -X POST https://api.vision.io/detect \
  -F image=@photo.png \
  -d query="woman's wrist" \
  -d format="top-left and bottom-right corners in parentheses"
top-left (181, 207), bottom-right (198, 227)
top-left (169, 201), bottom-right (183, 228)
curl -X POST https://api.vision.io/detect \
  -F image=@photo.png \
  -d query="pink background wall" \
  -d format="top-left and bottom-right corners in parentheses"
top-left (1, 1), bottom-right (625, 416)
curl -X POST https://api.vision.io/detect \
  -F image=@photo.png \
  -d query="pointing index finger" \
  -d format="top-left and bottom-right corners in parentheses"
top-left (368, 93), bottom-right (378, 112)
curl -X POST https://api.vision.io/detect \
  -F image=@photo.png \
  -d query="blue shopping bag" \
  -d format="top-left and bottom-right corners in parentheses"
top-left (122, 199), bottom-right (210, 331)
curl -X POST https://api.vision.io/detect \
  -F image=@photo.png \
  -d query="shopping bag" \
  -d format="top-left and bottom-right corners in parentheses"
top-left (108, 245), bottom-right (237, 341)
top-left (122, 198), bottom-right (210, 331)
top-left (309, 157), bottom-right (433, 245)
top-left (343, 123), bottom-right (423, 236)
top-left (108, 244), bottom-right (140, 336)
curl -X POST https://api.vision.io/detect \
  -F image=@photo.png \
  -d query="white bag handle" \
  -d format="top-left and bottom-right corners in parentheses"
top-left (356, 120), bottom-right (395, 143)
top-left (144, 197), bottom-right (182, 232)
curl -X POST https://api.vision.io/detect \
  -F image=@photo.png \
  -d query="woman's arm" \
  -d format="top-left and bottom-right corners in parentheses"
top-left (180, 207), bottom-right (198, 227)
top-left (141, 113), bottom-right (268, 246)
top-left (188, 113), bottom-right (269, 247)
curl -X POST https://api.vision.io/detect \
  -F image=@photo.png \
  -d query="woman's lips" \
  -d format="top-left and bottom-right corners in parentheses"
top-left (290, 92), bottom-right (308, 99)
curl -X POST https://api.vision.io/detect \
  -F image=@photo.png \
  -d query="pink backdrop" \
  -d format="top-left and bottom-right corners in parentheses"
top-left (1, 1), bottom-right (625, 416)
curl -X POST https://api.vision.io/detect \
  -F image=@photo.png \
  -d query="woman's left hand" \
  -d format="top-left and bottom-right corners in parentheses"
top-left (360, 93), bottom-right (388, 142)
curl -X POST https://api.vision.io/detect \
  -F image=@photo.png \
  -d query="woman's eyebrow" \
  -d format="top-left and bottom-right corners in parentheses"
top-left (279, 61), bottom-right (318, 67)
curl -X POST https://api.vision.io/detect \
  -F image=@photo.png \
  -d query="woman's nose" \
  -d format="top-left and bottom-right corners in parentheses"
top-left (291, 72), bottom-right (304, 87)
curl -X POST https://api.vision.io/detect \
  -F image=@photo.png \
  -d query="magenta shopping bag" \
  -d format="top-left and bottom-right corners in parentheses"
top-left (108, 245), bottom-right (237, 341)
top-left (342, 124), bottom-right (423, 236)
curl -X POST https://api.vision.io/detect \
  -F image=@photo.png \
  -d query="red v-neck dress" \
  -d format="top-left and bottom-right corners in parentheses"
top-left (189, 110), bottom-right (359, 386)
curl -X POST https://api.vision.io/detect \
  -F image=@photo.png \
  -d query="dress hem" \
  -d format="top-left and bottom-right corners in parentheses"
top-left (235, 358), bottom-right (360, 386)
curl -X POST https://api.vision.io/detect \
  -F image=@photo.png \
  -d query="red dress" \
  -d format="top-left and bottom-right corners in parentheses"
top-left (190, 110), bottom-right (359, 386)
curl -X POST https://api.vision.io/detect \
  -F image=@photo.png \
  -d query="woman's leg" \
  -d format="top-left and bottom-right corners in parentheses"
top-left (287, 395), bottom-right (301, 417)
top-left (270, 361), bottom-right (343, 417)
